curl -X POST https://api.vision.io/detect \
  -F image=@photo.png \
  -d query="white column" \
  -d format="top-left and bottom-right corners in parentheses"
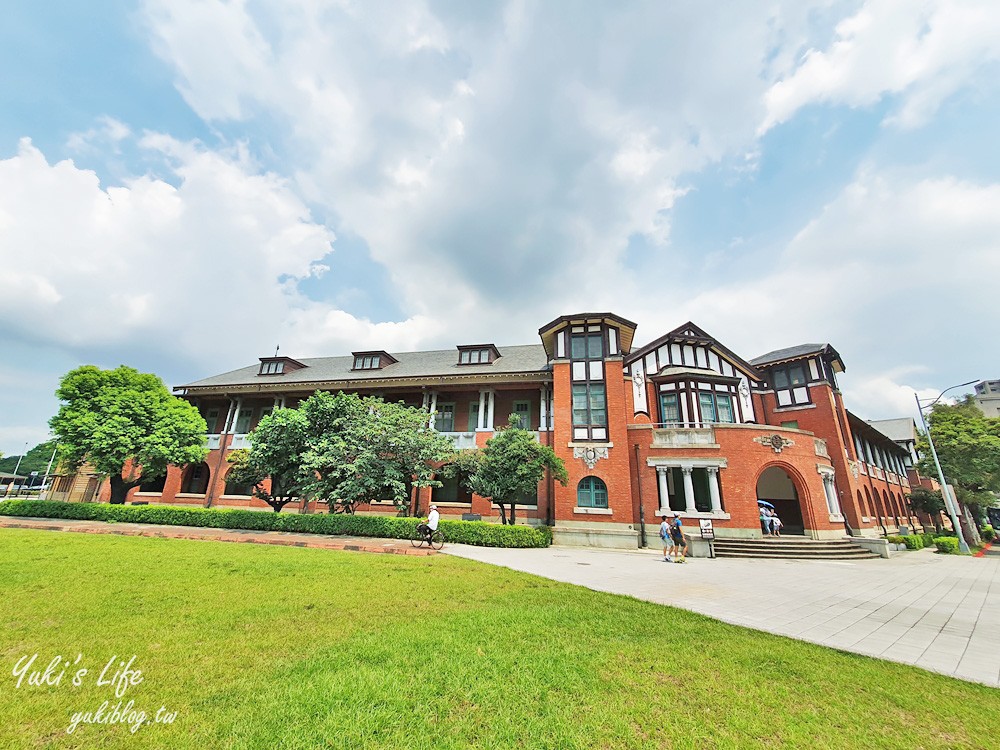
top-left (539, 387), bottom-right (548, 432)
top-left (223, 399), bottom-right (236, 433)
top-left (823, 475), bottom-right (841, 515)
top-left (707, 467), bottom-right (722, 513)
top-left (428, 391), bottom-right (438, 431)
top-left (682, 467), bottom-right (696, 514)
top-left (477, 390), bottom-right (487, 431)
top-left (273, 397), bottom-right (281, 410)
top-left (656, 467), bottom-right (670, 510)
top-left (230, 398), bottom-right (243, 433)
top-left (421, 391), bottom-right (429, 411)
top-left (487, 390), bottom-right (495, 430)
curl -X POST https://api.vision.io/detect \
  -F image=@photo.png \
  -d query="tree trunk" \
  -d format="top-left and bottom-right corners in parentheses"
top-left (509, 502), bottom-right (517, 526)
top-left (497, 502), bottom-right (508, 525)
top-left (109, 474), bottom-right (139, 505)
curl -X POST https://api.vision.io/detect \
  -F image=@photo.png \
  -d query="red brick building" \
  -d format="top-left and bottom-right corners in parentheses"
top-left (108, 312), bottom-right (916, 548)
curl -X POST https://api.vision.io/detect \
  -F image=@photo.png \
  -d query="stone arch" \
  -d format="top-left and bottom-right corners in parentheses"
top-left (755, 462), bottom-right (809, 536)
top-left (857, 489), bottom-right (866, 517)
top-left (223, 467), bottom-right (254, 497)
top-left (180, 462), bottom-right (211, 495)
top-left (882, 489), bottom-right (894, 527)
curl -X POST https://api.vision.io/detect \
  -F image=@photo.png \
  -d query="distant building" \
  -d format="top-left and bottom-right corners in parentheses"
top-left (89, 311), bottom-right (915, 547)
top-left (974, 379), bottom-right (1000, 418)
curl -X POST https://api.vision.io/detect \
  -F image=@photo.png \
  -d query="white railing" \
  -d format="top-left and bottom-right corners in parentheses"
top-left (651, 425), bottom-right (717, 448)
top-left (229, 434), bottom-right (251, 450)
top-left (205, 434), bottom-right (221, 450)
top-left (437, 432), bottom-right (478, 450)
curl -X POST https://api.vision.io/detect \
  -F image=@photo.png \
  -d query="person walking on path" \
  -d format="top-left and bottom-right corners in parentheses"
top-left (670, 512), bottom-right (688, 563)
top-left (659, 515), bottom-right (672, 562)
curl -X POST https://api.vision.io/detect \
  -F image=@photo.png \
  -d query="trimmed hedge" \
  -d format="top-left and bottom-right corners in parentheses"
top-left (934, 536), bottom-right (960, 554)
top-left (0, 500), bottom-right (551, 549)
top-left (902, 535), bottom-right (924, 550)
top-left (981, 525), bottom-right (995, 541)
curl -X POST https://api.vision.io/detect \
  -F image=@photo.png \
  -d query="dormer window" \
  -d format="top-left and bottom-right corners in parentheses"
top-left (351, 351), bottom-right (398, 371)
top-left (258, 356), bottom-right (306, 376)
top-left (457, 344), bottom-right (500, 365)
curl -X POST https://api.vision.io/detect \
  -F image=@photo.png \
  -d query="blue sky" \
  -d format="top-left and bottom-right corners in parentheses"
top-left (2, 0), bottom-right (1000, 456)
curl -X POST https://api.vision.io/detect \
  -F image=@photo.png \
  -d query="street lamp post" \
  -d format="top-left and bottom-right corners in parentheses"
top-left (914, 380), bottom-right (978, 554)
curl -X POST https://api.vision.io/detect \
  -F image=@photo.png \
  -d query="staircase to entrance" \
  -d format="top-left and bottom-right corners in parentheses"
top-left (711, 537), bottom-right (879, 560)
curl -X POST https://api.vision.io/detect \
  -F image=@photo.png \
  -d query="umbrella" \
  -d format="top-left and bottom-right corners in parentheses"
top-left (757, 500), bottom-right (775, 509)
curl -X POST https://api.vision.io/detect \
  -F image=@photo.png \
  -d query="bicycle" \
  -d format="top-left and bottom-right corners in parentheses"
top-left (411, 526), bottom-right (445, 550)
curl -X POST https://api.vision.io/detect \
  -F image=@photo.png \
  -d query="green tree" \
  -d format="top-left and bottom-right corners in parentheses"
top-left (49, 366), bottom-right (207, 504)
top-left (225, 407), bottom-right (312, 512)
top-left (918, 396), bottom-right (1000, 522)
top-left (907, 487), bottom-right (946, 533)
top-left (452, 414), bottom-right (568, 525)
top-left (0, 440), bottom-right (58, 478)
top-left (300, 392), bottom-right (454, 515)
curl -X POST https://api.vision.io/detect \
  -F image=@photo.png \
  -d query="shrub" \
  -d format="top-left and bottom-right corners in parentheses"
top-left (921, 532), bottom-right (937, 548)
top-left (981, 525), bottom-right (995, 541)
top-left (887, 535), bottom-right (905, 545)
top-left (902, 535), bottom-right (924, 550)
top-left (0, 500), bottom-right (551, 548)
top-left (934, 536), bottom-right (960, 554)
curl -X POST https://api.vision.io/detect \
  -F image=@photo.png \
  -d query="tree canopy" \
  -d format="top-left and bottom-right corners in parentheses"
top-left (225, 407), bottom-right (312, 512)
top-left (300, 392), bottom-right (455, 514)
top-left (49, 365), bottom-right (207, 503)
top-left (451, 415), bottom-right (568, 525)
top-left (918, 396), bottom-right (1000, 518)
top-left (229, 392), bottom-right (454, 514)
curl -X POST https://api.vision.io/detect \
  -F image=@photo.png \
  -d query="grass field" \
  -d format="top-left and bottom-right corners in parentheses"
top-left (0, 530), bottom-right (998, 749)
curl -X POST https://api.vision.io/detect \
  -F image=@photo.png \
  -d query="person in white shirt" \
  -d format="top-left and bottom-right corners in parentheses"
top-left (418, 504), bottom-right (440, 542)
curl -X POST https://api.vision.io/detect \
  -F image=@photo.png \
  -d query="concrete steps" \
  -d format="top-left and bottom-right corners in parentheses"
top-left (712, 537), bottom-right (880, 560)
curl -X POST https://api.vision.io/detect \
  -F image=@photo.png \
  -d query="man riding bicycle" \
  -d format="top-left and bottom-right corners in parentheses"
top-left (416, 504), bottom-right (440, 543)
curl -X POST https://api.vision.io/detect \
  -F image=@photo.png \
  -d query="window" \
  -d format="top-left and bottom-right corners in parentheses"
top-left (459, 349), bottom-right (491, 364)
top-left (259, 361), bottom-right (284, 375)
top-left (572, 384), bottom-right (607, 427)
top-left (468, 401), bottom-right (480, 431)
top-left (577, 476), bottom-right (608, 508)
top-left (181, 463), bottom-right (210, 494)
top-left (139, 474), bottom-right (166, 493)
top-left (202, 407), bottom-right (220, 433)
top-left (772, 363), bottom-right (810, 406)
top-left (433, 472), bottom-right (472, 504)
top-left (698, 392), bottom-right (734, 424)
top-left (353, 355), bottom-right (380, 369)
top-left (659, 393), bottom-right (680, 424)
top-left (512, 400), bottom-right (531, 430)
top-left (234, 408), bottom-right (254, 434)
top-left (435, 403), bottom-right (455, 432)
top-left (571, 333), bottom-right (603, 359)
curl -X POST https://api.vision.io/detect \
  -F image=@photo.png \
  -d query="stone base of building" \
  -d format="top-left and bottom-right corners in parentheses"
top-left (552, 521), bottom-right (639, 549)
top-left (807, 528), bottom-right (850, 541)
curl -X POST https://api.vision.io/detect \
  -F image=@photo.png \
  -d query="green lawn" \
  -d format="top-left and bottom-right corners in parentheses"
top-left (0, 531), bottom-right (997, 749)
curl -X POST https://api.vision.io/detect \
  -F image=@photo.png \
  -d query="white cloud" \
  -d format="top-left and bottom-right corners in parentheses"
top-left (648, 167), bottom-right (1000, 418)
top-left (0, 137), bottom-right (435, 372)
top-left (761, 0), bottom-right (1000, 132)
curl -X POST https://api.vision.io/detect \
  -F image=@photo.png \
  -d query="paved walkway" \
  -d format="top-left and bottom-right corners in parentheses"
top-left (0, 516), bottom-right (435, 556)
top-left (445, 543), bottom-right (1000, 687)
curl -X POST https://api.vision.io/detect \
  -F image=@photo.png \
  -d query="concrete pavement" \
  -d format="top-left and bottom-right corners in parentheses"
top-left (445, 543), bottom-right (1000, 687)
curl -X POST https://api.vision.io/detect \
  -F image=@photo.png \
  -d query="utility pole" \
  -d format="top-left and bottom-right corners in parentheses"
top-left (41, 443), bottom-right (58, 500)
top-left (915, 390), bottom-right (972, 554)
top-left (4, 441), bottom-right (28, 497)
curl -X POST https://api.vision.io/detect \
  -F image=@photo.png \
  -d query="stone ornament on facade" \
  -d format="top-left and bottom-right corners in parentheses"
top-left (754, 433), bottom-right (794, 453)
top-left (574, 445), bottom-right (609, 469)
top-left (847, 460), bottom-right (860, 479)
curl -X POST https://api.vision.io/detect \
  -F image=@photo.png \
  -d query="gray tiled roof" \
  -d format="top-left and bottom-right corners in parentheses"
top-left (749, 344), bottom-right (827, 366)
top-left (867, 417), bottom-right (918, 443)
top-left (180, 344), bottom-right (551, 390)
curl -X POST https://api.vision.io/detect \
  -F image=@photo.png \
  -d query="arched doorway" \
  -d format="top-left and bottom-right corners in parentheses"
top-left (181, 463), bottom-right (211, 495)
top-left (756, 466), bottom-right (805, 535)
